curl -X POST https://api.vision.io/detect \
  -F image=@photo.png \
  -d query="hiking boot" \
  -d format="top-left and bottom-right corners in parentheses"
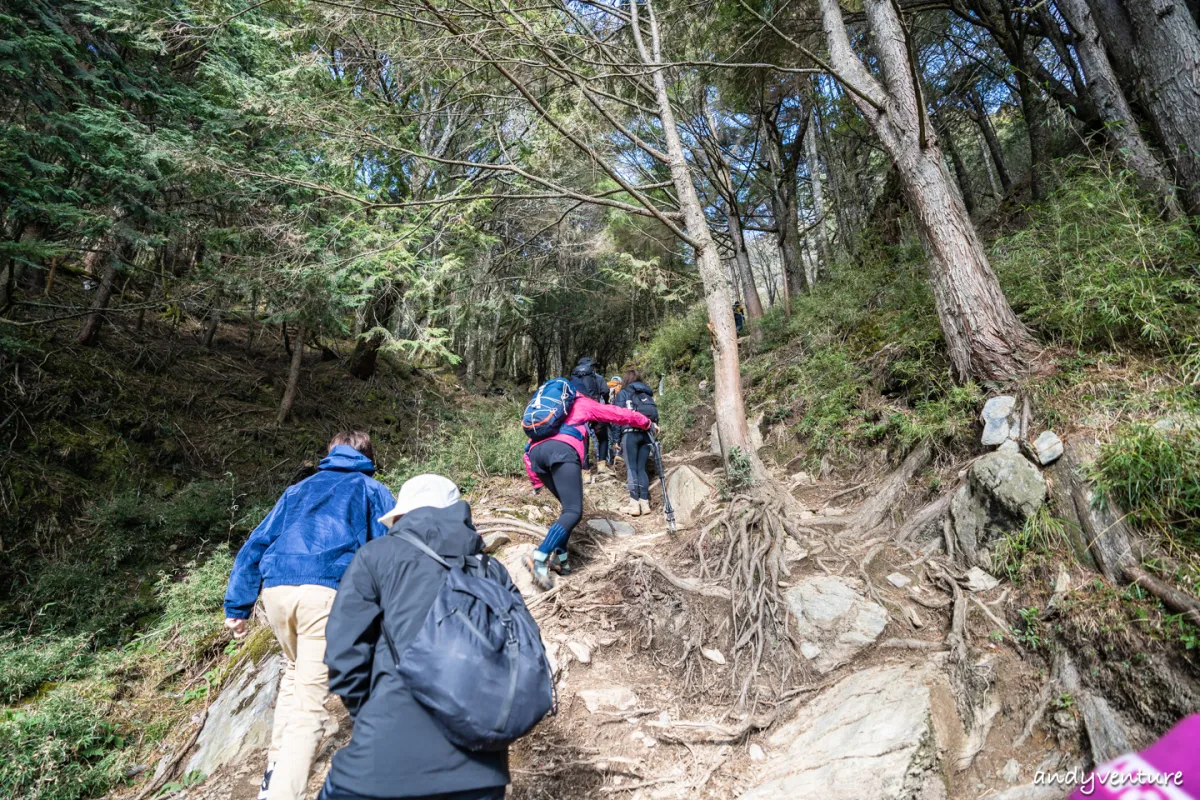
top-left (619, 498), bottom-right (642, 517)
top-left (523, 551), bottom-right (555, 591)
top-left (549, 550), bottom-right (572, 576)
top-left (258, 762), bottom-right (276, 800)
top-left (597, 461), bottom-right (608, 474)
top-left (639, 499), bottom-right (652, 516)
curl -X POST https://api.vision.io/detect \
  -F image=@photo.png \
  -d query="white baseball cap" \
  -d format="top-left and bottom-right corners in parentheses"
top-left (378, 474), bottom-right (461, 527)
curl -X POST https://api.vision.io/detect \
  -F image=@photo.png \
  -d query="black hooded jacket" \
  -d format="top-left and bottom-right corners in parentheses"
top-left (324, 501), bottom-right (512, 797)
top-left (613, 381), bottom-right (658, 427)
top-left (570, 357), bottom-right (608, 402)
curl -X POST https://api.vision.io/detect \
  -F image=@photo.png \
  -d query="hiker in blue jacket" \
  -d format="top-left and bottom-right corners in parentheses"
top-left (223, 431), bottom-right (394, 800)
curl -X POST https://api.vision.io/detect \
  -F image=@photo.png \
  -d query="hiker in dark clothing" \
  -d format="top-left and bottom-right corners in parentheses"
top-left (321, 475), bottom-right (512, 800)
top-left (570, 356), bottom-right (611, 472)
top-left (733, 301), bottom-right (746, 334)
top-left (522, 390), bottom-right (653, 589)
top-left (612, 370), bottom-right (659, 518)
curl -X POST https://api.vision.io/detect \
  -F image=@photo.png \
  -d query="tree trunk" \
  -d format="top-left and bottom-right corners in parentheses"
top-left (1057, 0), bottom-right (1183, 218)
top-left (970, 97), bottom-right (1013, 193)
top-left (1120, 0), bottom-right (1200, 215)
top-left (1017, 72), bottom-right (1052, 202)
top-left (246, 289), bottom-right (258, 354)
top-left (277, 320), bottom-right (306, 425)
top-left (805, 113), bottom-right (832, 274)
top-left (484, 306), bottom-right (502, 386)
top-left (818, 0), bottom-right (1038, 381)
top-left (202, 297), bottom-right (221, 349)
top-left (348, 288), bottom-right (397, 380)
top-left (935, 110), bottom-right (978, 215)
top-left (975, 124), bottom-right (1003, 198)
top-left (76, 250), bottom-right (118, 346)
top-left (726, 208), bottom-right (763, 318)
top-left (631, 0), bottom-right (757, 470)
top-left (1086, 0), bottom-right (1140, 93)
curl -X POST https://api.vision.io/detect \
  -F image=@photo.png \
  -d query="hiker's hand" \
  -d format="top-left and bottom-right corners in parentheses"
top-left (224, 617), bottom-right (248, 639)
top-left (651, 423), bottom-right (661, 438)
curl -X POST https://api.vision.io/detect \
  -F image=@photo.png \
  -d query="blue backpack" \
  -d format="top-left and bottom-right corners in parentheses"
top-left (384, 532), bottom-right (555, 751)
top-left (522, 378), bottom-right (579, 441)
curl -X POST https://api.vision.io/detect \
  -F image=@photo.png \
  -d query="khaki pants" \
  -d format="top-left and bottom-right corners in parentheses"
top-left (263, 585), bottom-right (337, 800)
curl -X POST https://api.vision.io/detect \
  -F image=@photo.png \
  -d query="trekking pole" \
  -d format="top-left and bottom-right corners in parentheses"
top-left (647, 429), bottom-right (676, 533)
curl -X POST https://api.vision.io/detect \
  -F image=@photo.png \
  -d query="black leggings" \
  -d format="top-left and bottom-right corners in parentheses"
top-left (320, 778), bottom-right (504, 800)
top-left (623, 430), bottom-right (651, 500)
top-left (594, 424), bottom-right (610, 464)
top-left (528, 441), bottom-right (584, 555)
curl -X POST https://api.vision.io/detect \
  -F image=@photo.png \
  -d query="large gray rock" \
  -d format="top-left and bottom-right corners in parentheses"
top-left (666, 465), bottom-right (715, 526)
top-left (784, 576), bottom-right (889, 674)
top-left (499, 542), bottom-right (542, 598)
top-left (739, 665), bottom-right (944, 800)
top-left (952, 450), bottom-right (1046, 567)
top-left (185, 656), bottom-right (282, 778)
top-left (586, 518), bottom-right (636, 537)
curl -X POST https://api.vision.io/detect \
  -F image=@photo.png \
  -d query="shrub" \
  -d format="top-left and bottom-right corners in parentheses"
top-left (654, 375), bottom-right (699, 451)
top-left (0, 689), bottom-right (129, 800)
top-left (154, 546), bottom-right (235, 659)
top-left (1092, 423), bottom-right (1200, 554)
top-left (992, 157), bottom-right (1200, 350)
top-left (643, 303), bottom-right (710, 378)
top-left (396, 397), bottom-right (527, 488)
top-left (0, 634), bottom-right (94, 704)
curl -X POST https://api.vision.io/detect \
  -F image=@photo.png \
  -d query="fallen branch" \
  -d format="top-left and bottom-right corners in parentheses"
top-left (879, 638), bottom-right (948, 651)
top-left (131, 707), bottom-right (208, 800)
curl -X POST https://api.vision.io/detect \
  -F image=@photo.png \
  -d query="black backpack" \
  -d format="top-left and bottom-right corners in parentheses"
top-left (570, 366), bottom-right (605, 402)
top-left (383, 532), bottom-right (555, 751)
top-left (624, 385), bottom-right (659, 424)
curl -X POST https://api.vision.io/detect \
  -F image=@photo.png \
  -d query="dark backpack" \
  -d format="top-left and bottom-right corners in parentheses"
top-left (384, 532), bottom-right (555, 751)
top-left (569, 367), bottom-right (605, 402)
top-left (625, 386), bottom-right (659, 424)
top-left (522, 378), bottom-right (578, 441)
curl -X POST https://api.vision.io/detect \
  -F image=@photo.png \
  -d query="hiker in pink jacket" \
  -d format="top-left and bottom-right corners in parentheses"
top-left (522, 393), bottom-right (654, 589)
top-left (1066, 713), bottom-right (1198, 800)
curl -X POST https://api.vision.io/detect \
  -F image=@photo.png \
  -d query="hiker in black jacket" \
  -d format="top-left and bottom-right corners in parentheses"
top-left (612, 369), bottom-right (659, 518)
top-left (321, 475), bottom-right (512, 800)
top-left (570, 356), bottom-right (611, 472)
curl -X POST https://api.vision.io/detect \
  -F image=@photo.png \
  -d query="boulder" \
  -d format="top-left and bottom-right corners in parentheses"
top-left (586, 518), bottom-right (636, 537)
top-left (481, 532), bottom-right (510, 553)
top-left (666, 465), bottom-right (715, 526)
top-left (1032, 430), bottom-right (1064, 465)
top-left (739, 665), bottom-right (944, 800)
top-left (499, 543), bottom-right (542, 598)
top-left (784, 576), bottom-right (889, 674)
top-left (951, 450), bottom-right (1046, 567)
top-left (964, 567), bottom-right (1000, 593)
top-left (185, 656), bottom-right (283, 779)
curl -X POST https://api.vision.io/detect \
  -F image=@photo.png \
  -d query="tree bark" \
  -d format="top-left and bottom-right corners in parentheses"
top-left (1120, 0), bottom-right (1200, 215)
top-left (246, 289), bottom-right (258, 354)
top-left (631, 0), bottom-right (757, 470)
top-left (804, 110), bottom-right (833, 275)
top-left (76, 249), bottom-right (118, 346)
top-left (1057, 0), bottom-right (1183, 218)
top-left (277, 320), bottom-right (306, 425)
top-left (1086, 0), bottom-right (1140, 94)
top-left (818, 0), bottom-right (1038, 381)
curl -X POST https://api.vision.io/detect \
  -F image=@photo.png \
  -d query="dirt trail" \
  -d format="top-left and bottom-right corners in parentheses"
top-left (161, 449), bottom-right (1073, 800)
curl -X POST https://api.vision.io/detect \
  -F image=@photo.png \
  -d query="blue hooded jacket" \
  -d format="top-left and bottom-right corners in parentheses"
top-left (223, 446), bottom-right (396, 619)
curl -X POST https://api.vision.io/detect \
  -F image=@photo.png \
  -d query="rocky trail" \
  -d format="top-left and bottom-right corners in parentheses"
top-left (128, 421), bottom-right (1148, 800)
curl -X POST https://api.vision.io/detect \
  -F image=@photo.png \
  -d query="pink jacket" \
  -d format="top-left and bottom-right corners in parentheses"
top-left (524, 395), bottom-right (652, 488)
top-left (1067, 714), bottom-right (1198, 799)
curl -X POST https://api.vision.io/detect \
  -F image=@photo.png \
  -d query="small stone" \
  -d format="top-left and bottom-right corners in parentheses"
top-left (1033, 430), bottom-right (1064, 465)
top-left (578, 686), bottom-right (639, 713)
top-left (886, 573), bottom-right (911, 588)
top-left (981, 416), bottom-right (1011, 446)
top-left (1002, 758), bottom-right (1021, 783)
top-left (790, 471), bottom-right (815, 487)
top-left (965, 567), bottom-right (1000, 592)
top-left (981, 395), bottom-right (1017, 421)
top-left (998, 440), bottom-right (1019, 453)
top-left (749, 743), bottom-right (767, 762)
top-left (658, 711), bottom-right (670, 724)
top-left (545, 642), bottom-right (561, 677)
top-left (799, 509), bottom-right (814, 520)
top-left (800, 641), bottom-right (822, 660)
top-left (586, 518), bottom-right (636, 537)
top-left (567, 641), bottom-right (592, 664)
top-left (643, 736), bottom-right (658, 748)
top-left (630, 730), bottom-right (645, 740)
top-left (905, 606), bottom-right (926, 629)
top-left (701, 647), bottom-right (726, 665)
top-left (482, 532), bottom-right (510, 553)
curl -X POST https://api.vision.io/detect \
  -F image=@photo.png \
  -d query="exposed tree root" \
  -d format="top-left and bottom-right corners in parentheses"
top-left (630, 550), bottom-right (731, 600)
top-left (808, 441), bottom-right (932, 533)
top-left (645, 707), bottom-right (780, 743)
top-left (702, 483), bottom-right (809, 708)
top-left (894, 485), bottom-right (957, 544)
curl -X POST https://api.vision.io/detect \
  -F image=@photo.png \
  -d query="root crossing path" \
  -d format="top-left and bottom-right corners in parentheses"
top-left (137, 450), bottom-right (1078, 800)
